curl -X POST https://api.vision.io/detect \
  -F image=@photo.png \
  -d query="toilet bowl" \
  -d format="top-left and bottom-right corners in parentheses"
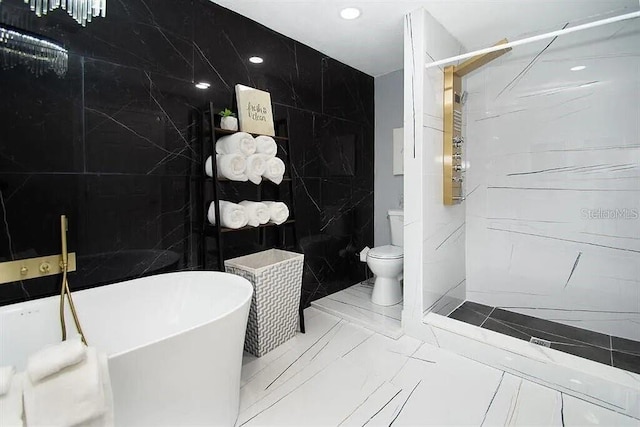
top-left (367, 245), bottom-right (403, 306)
top-left (366, 209), bottom-right (404, 306)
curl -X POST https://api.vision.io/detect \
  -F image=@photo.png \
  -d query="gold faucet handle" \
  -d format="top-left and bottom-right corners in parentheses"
top-left (39, 262), bottom-right (51, 273)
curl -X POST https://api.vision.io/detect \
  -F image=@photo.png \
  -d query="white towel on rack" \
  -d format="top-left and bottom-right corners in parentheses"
top-left (238, 201), bottom-right (270, 227)
top-left (206, 155), bottom-right (248, 182)
top-left (208, 201), bottom-right (248, 229)
top-left (26, 336), bottom-right (86, 384)
top-left (254, 135), bottom-right (277, 157)
top-left (0, 366), bottom-right (14, 396)
top-left (264, 201), bottom-right (290, 225)
top-left (0, 371), bottom-right (24, 427)
top-left (215, 132), bottom-right (256, 156)
top-left (263, 157), bottom-right (286, 185)
top-left (23, 347), bottom-right (110, 427)
top-left (245, 154), bottom-right (269, 185)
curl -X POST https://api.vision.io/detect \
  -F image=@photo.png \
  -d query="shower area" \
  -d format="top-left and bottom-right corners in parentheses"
top-left (459, 11), bottom-right (640, 368)
top-left (402, 3), bottom-right (640, 401)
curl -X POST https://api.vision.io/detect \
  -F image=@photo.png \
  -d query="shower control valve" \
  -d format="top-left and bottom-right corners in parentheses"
top-left (39, 262), bottom-right (51, 273)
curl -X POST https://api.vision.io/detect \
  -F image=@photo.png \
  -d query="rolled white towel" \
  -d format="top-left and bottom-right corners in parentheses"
top-left (264, 201), bottom-right (290, 225)
top-left (263, 157), bottom-right (286, 185)
top-left (26, 336), bottom-right (86, 383)
top-left (215, 132), bottom-right (256, 156)
top-left (238, 201), bottom-right (270, 227)
top-left (23, 347), bottom-right (107, 427)
top-left (206, 154), bottom-right (248, 182)
top-left (245, 154), bottom-right (269, 185)
top-left (0, 366), bottom-right (14, 396)
top-left (208, 201), bottom-right (248, 229)
top-left (255, 135), bottom-right (277, 157)
top-left (0, 372), bottom-right (23, 427)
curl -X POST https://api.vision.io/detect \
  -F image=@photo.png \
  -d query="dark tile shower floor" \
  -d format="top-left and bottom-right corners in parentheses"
top-left (448, 301), bottom-right (640, 375)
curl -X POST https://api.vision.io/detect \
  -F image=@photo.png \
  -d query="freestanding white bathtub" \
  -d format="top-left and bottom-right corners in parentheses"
top-left (0, 271), bottom-right (253, 426)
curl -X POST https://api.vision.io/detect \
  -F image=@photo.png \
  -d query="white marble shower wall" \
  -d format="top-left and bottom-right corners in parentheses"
top-left (403, 9), bottom-right (466, 337)
top-left (465, 17), bottom-right (640, 341)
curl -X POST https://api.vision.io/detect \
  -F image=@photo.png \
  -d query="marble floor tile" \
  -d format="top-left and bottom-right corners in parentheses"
top-left (448, 301), bottom-right (493, 326)
top-left (563, 394), bottom-right (640, 426)
top-left (239, 314), bottom-right (373, 420)
top-left (238, 308), bottom-right (640, 426)
top-left (481, 373), bottom-right (564, 426)
top-left (311, 280), bottom-right (403, 339)
top-left (612, 351), bottom-right (640, 375)
top-left (425, 312), bottom-right (640, 419)
top-left (242, 357), bottom-right (387, 426)
top-left (447, 300), bottom-right (640, 374)
top-left (481, 317), bottom-right (613, 365)
top-left (378, 344), bottom-right (505, 426)
top-left (490, 308), bottom-right (611, 348)
top-left (613, 337), bottom-right (640, 357)
top-left (340, 333), bottom-right (422, 382)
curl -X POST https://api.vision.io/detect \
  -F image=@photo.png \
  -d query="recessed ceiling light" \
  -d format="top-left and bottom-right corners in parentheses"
top-left (195, 82), bottom-right (210, 89)
top-left (249, 56), bottom-right (264, 64)
top-left (340, 7), bottom-right (361, 20)
top-left (570, 65), bottom-right (586, 71)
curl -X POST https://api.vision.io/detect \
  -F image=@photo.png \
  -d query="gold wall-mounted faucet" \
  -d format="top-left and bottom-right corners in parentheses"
top-left (0, 252), bottom-right (77, 285)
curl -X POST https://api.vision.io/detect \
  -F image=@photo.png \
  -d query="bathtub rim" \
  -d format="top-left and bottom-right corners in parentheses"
top-left (110, 271), bottom-right (253, 359)
top-left (1, 270), bottom-right (253, 360)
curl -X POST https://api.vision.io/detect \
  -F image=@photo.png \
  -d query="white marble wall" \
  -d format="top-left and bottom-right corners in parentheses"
top-left (374, 70), bottom-right (404, 246)
top-left (465, 19), bottom-right (640, 341)
top-left (402, 9), bottom-right (466, 337)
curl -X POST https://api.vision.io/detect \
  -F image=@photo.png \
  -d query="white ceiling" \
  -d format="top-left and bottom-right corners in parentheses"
top-left (212, 0), bottom-right (639, 77)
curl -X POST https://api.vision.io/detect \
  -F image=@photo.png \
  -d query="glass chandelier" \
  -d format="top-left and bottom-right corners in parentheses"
top-left (0, 0), bottom-right (107, 26)
top-left (0, 25), bottom-right (68, 76)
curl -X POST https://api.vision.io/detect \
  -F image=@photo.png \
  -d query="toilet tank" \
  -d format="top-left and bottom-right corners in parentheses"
top-left (388, 209), bottom-right (404, 247)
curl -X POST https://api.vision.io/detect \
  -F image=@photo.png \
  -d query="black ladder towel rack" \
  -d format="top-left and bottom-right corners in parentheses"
top-left (197, 101), bottom-right (305, 333)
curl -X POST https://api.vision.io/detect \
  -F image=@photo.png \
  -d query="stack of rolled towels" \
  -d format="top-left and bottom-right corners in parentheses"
top-left (205, 132), bottom-right (286, 185)
top-left (0, 336), bottom-right (114, 427)
top-left (208, 200), bottom-right (290, 229)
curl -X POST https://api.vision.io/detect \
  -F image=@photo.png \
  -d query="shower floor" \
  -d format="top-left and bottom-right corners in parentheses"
top-left (448, 301), bottom-right (640, 374)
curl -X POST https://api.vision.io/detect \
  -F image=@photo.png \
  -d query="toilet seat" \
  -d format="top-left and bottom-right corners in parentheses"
top-left (368, 245), bottom-right (403, 260)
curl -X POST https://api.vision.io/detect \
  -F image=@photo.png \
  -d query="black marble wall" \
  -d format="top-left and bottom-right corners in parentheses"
top-left (0, 0), bottom-right (374, 307)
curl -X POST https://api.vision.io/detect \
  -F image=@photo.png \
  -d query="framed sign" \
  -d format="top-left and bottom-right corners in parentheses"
top-left (235, 84), bottom-right (275, 136)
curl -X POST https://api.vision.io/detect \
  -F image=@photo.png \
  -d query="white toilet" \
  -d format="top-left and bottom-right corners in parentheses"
top-left (367, 209), bottom-right (403, 306)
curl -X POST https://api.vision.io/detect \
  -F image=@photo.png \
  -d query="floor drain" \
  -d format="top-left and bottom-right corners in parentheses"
top-left (530, 337), bottom-right (551, 348)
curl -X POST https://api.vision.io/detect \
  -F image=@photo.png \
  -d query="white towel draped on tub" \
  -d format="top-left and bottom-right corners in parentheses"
top-left (238, 201), bottom-right (270, 227)
top-left (0, 370), bottom-right (24, 427)
top-left (206, 155), bottom-right (248, 182)
top-left (245, 154), bottom-right (268, 185)
top-left (23, 346), bottom-right (114, 427)
top-left (215, 132), bottom-right (256, 156)
top-left (26, 337), bottom-right (86, 383)
top-left (254, 135), bottom-right (277, 157)
top-left (208, 201), bottom-right (248, 229)
top-left (0, 365), bottom-right (15, 396)
top-left (264, 201), bottom-right (290, 225)
top-left (263, 157), bottom-right (286, 185)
